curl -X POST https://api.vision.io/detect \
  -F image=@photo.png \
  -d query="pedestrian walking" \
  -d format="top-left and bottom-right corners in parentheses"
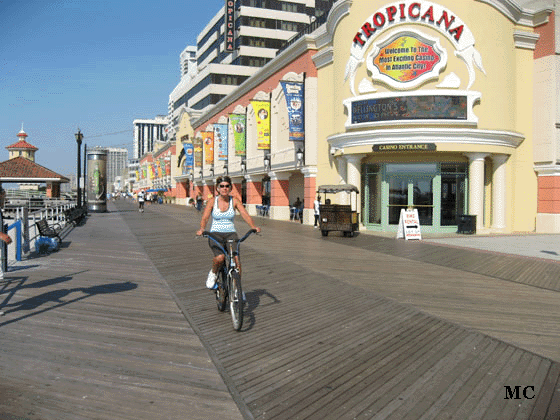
top-left (314, 195), bottom-right (321, 228)
top-left (196, 193), bottom-right (203, 212)
top-left (137, 190), bottom-right (145, 213)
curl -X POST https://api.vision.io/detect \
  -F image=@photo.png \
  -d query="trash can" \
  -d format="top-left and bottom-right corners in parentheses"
top-left (457, 215), bottom-right (476, 234)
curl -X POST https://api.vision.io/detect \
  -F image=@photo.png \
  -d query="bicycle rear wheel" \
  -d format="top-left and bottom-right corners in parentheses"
top-left (229, 270), bottom-right (243, 331)
top-left (215, 268), bottom-right (227, 312)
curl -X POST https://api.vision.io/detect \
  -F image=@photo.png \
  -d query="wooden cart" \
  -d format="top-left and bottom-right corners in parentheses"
top-left (317, 184), bottom-right (360, 237)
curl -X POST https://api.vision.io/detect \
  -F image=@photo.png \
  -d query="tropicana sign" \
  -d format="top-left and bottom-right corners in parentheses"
top-left (344, 1), bottom-right (484, 95)
top-left (352, 2), bottom-right (467, 47)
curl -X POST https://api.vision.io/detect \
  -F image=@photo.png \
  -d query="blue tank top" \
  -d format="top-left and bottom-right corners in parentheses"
top-left (210, 196), bottom-right (236, 233)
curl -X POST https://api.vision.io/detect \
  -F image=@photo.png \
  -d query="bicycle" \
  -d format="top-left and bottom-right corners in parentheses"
top-left (202, 229), bottom-right (258, 331)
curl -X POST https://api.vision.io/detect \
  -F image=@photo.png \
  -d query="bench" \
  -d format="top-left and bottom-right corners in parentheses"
top-left (64, 206), bottom-right (86, 225)
top-left (35, 219), bottom-right (63, 243)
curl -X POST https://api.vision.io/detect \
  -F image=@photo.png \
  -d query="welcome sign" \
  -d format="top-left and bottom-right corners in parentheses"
top-left (370, 30), bottom-right (445, 88)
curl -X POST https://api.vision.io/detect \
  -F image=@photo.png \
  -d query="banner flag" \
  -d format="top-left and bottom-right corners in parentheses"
top-left (230, 114), bottom-right (246, 156)
top-left (202, 131), bottom-right (214, 165)
top-left (251, 101), bottom-right (271, 150)
top-left (183, 142), bottom-right (194, 171)
top-left (214, 123), bottom-right (228, 161)
top-left (280, 81), bottom-right (305, 141)
top-left (193, 136), bottom-right (203, 167)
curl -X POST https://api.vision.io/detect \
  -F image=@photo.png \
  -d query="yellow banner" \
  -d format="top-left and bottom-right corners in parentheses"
top-left (202, 131), bottom-right (214, 165)
top-left (252, 101), bottom-right (270, 150)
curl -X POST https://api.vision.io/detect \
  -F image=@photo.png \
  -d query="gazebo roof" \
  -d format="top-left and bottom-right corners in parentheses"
top-left (0, 157), bottom-right (69, 183)
top-left (6, 139), bottom-right (38, 151)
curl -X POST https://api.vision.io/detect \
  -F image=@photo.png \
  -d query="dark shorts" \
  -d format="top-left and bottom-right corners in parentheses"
top-left (208, 232), bottom-right (239, 257)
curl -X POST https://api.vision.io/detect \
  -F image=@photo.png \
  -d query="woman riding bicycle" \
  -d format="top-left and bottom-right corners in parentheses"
top-left (196, 176), bottom-right (261, 289)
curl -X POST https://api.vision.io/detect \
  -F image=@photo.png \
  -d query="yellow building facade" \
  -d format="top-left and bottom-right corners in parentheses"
top-left (314, 0), bottom-right (556, 233)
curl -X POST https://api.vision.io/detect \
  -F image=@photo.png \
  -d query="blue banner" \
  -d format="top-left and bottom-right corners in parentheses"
top-left (183, 143), bottom-right (194, 171)
top-left (281, 81), bottom-right (305, 141)
top-left (214, 123), bottom-right (228, 161)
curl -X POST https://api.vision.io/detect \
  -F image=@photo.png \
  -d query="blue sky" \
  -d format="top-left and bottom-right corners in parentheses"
top-left (0, 0), bottom-right (224, 176)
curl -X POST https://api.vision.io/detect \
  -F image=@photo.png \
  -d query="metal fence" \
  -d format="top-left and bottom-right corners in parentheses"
top-left (4, 202), bottom-right (76, 263)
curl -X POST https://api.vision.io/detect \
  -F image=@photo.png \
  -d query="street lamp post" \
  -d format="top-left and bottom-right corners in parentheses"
top-left (83, 143), bottom-right (87, 208)
top-left (75, 130), bottom-right (83, 207)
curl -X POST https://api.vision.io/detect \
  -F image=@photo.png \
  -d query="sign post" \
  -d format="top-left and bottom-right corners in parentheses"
top-left (397, 208), bottom-right (422, 240)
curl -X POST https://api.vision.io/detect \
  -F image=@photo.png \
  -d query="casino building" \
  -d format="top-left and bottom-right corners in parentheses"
top-left (176, 0), bottom-right (560, 234)
top-left (316, 0), bottom-right (559, 234)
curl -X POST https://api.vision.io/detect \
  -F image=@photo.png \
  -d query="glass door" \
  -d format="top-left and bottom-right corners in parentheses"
top-left (387, 176), bottom-right (434, 225)
top-left (412, 176), bottom-right (434, 226)
top-left (388, 176), bottom-right (408, 225)
top-left (386, 164), bottom-right (436, 226)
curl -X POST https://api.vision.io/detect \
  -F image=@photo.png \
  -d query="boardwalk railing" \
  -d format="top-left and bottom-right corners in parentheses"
top-left (4, 202), bottom-right (77, 263)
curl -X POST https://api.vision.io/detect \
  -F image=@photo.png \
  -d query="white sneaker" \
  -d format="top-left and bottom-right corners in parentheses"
top-left (206, 270), bottom-right (217, 289)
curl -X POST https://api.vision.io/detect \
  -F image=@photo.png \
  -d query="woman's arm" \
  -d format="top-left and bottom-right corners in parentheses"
top-left (196, 197), bottom-right (215, 236)
top-left (233, 198), bottom-right (261, 233)
top-left (0, 232), bottom-right (12, 244)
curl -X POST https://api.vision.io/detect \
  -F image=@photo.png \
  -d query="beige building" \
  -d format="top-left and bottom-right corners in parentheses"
top-left (173, 0), bottom-right (560, 234)
top-left (315, 0), bottom-right (559, 234)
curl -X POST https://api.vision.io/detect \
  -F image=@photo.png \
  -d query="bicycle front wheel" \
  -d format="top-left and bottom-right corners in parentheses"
top-left (229, 270), bottom-right (243, 331)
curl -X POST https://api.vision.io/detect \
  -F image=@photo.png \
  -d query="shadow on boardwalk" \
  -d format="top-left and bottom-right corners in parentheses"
top-left (0, 273), bottom-right (136, 326)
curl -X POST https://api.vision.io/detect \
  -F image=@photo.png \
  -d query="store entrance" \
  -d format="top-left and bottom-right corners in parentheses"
top-left (364, 162), bottom-right (467, 232)
top-left (388, 175), bottom-right (434, 225)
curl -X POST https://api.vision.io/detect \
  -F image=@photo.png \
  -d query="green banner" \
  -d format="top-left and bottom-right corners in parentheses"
top-left (230, 114), bottom-right (246, 156)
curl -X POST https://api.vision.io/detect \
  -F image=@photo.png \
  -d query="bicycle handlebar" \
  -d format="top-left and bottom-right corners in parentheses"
top-left (202, 229), bottom-right (257, 240)
top-left (200, 229), bottom-right (258, 256)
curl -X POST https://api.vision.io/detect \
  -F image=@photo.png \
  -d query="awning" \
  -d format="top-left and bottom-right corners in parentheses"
top-left (146, 188), bottom-right (168, 192)
top-left (317, 184), bottom-right (359, 194)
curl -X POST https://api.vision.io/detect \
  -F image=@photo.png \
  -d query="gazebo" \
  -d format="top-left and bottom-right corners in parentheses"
top-left (0, 127), bottom-right (69, 197)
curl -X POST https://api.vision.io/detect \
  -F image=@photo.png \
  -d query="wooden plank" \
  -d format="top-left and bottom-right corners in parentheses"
top-left (114, 201), bottom-right (560, 419)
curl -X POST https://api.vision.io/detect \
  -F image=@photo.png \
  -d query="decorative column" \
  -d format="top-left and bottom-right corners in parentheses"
top-left (491, 154), bottom-right (509, 230)
top-left (245, 174), bottom-right (263, 216)
top-left (346, 154), bottom-right (366, 212)
top-left (269, 171), bottom-right (291, 220)
top-left (301, 167), bottom-right (317, 225)
top-left (465, 153), bottom-right (489, 231)
top-left (336, 156), bottom-right (348, 205)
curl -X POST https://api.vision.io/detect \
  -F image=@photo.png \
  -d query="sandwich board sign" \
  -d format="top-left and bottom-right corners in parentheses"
top-left (397, 208), bottom-right (422, 240)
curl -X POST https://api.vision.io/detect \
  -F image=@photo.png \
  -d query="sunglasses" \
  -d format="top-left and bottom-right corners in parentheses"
top-left (218, 184), bottom-right (231, 188)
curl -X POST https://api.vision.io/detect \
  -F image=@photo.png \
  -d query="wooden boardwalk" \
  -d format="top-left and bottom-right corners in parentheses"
top-left (117, 201), bottom-right (560, 420)
top-left (0, 209), bottom-right (243, 420)
top-left (2, 199), bottom-right (560, 419)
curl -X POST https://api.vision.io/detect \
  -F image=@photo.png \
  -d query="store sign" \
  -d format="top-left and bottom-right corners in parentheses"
top-left (345, 1), bottom-right (484, 96)
top-left (373, 143), bottom-right (436, 152)
top-left (225, 0), bottom-right (235, 51)
top-left (397, 208), bottom-right (422, 240)
top-left (351, 94), bottom-right (467, 124)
